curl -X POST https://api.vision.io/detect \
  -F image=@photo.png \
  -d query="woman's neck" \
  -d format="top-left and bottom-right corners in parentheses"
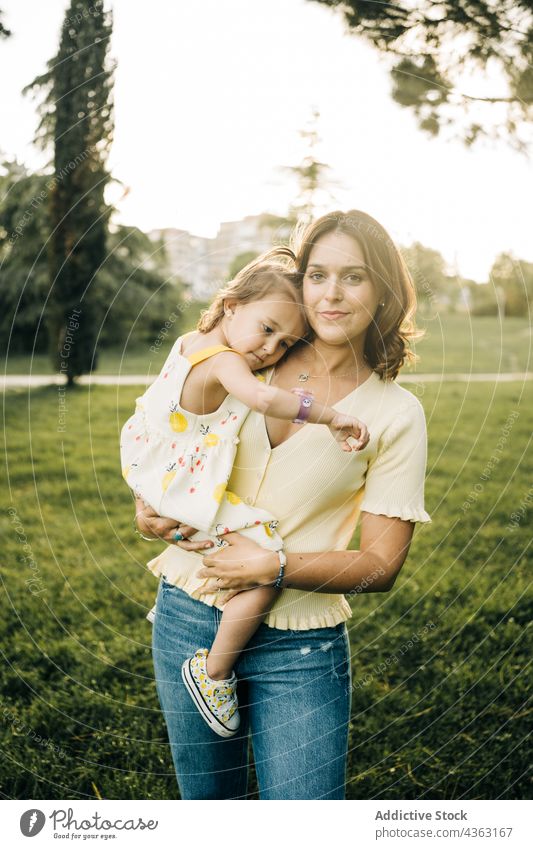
top-left (298, 336), bottom-right (369, 377)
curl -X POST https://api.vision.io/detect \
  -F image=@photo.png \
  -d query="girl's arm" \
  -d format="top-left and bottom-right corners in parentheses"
top-left (197, 512), bottom-right (415, 595)
top-left (211, 351), bottom-right (369, 449)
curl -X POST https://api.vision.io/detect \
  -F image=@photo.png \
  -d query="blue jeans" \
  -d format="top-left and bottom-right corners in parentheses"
top-left (152, 580), bottom-right (352, 799)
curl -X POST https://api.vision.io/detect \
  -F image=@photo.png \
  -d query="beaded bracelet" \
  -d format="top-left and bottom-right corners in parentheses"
top-left (273, 549), bottom-right (287, 589)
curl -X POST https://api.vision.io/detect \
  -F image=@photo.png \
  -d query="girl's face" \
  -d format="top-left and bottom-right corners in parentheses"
top-left (302, 231), bottom-right (380, 346)
top-left (224, 295), bottom-right (306, 370)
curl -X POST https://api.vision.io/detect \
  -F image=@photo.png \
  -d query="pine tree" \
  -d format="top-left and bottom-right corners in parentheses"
top-left (24, 0), bottom-right (114, 384)
top-left (262, 110), bottom-right (338, 240)
top-left (283, 110), bottom-right (336, 227)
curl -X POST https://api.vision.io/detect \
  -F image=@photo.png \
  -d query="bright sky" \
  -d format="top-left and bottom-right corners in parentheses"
top-left (2, 0), bottom-right (532, 281)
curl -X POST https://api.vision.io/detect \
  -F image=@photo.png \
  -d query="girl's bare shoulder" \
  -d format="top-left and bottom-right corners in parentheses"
top-left (179, 330), bottom-right (204, 358)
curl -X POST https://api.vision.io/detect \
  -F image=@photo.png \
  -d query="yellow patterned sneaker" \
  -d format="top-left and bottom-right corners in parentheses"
top-left (181, 648), bottom-right (240, 738)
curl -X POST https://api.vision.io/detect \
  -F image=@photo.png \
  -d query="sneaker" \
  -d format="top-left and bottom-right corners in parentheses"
top-left (181, 648), bottom-right (240, 738)
top-left (146, 605), bottom-right (156, 624)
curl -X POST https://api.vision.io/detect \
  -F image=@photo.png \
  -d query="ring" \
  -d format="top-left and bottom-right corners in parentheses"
top-left (174, 531), bottom-right (184, 541)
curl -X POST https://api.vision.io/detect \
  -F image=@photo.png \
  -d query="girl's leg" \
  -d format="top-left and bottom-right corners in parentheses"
top-left (237, 622), bottom-right (351, 800)
top-left (152, 579), bottom-right (250, 799)
top-left (206, 586), bottom-right (277, 680)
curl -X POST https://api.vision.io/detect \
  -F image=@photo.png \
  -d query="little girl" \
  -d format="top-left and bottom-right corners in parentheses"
top-left (120, 253), bottom-right (369, 738)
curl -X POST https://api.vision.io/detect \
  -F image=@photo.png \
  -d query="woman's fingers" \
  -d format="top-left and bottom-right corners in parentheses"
top-left (147, 518), bottom-right (176, 538)
top-left (176, 525), bottom-right (197, 539)
top-left (134, 506), bottom-right (216, 548)
top-left (177, 539), bottom-right (215, 551)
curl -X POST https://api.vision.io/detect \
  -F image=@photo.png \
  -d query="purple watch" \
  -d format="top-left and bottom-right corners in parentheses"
top-left (291, 387), bottom-right (314, 424)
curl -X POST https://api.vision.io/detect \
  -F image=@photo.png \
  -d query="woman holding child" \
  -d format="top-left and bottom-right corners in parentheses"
top-left (130, 210), bottom-right (431, 800)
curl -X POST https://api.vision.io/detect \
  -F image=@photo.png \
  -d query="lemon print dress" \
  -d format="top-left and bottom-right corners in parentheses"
top-left (120, 335), bottom-right (284, 579)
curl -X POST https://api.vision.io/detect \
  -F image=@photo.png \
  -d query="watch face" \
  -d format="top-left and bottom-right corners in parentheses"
top-left (303, 398), bottom-right (312, 408)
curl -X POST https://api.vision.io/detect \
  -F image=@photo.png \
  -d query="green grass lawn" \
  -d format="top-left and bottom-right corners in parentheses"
top-left (0, 379), bottom-right (531, 799)
top-left (2, 314), bottom-right (532, 375)
top-left (406, 314), bottom-right (532, 374)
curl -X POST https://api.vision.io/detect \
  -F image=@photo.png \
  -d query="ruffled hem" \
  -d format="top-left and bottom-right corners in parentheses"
top-left (263, 597), bottom-right (353, 631)
top-left (147, 550), bottom-right (229, 602)
top-left (360, 502), bottom-right (432, 524)
top-left (146, 551), bottom-right (354, 631)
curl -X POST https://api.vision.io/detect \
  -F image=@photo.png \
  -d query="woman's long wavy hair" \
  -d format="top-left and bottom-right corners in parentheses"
top-left (290, 210), bottom-right (422, 381)
top-left (197, 248), bottom-right (303, 333)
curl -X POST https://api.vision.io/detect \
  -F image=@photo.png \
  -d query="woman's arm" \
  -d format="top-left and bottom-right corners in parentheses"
top-left (212, 352), bottom-right (369, 449)
top-left (197, 512), bottom-right (415, 595)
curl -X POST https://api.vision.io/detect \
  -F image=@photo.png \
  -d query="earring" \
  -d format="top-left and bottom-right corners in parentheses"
top-left (379, 301), bottom-right (385, 307)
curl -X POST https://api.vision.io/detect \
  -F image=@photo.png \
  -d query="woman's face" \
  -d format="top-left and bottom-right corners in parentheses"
top-left (302, 231), bottom-right (380, 346)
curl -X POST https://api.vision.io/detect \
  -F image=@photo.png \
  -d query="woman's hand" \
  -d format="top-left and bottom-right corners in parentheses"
top-left (134, 500), bottom-right (214, 551)
top-left (196, 532), bottom-right (278, 600)
top-left (328, 412), bottom-right (369, 452)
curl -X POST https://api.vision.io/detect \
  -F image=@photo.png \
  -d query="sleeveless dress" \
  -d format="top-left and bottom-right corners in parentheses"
top-left (120, 336), bottom-right (284, 572)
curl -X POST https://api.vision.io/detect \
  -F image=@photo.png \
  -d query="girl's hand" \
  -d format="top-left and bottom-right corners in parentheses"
top-left (196, 532), bottom-right (278, 600)
top-left (134, 501), bottom-right (214, 551)
top-left (328, 413), bottom-right (369, 452)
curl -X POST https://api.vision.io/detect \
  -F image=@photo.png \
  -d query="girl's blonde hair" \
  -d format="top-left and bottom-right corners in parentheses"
top-left (197, 247), bottom-right (304, 333)
top-left (290, 210), bottom-right (422, 381)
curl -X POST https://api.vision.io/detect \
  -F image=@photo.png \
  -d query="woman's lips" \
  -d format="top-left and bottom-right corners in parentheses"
top-left (319, 311), bottom-right (349, 320)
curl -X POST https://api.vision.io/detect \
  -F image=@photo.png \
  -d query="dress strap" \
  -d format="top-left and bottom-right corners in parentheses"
top-left (186, 344), bottom-right (241, 367)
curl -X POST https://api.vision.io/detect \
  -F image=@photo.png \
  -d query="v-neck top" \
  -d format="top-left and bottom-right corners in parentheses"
top-left (146, 348), bottom-right (431, 630)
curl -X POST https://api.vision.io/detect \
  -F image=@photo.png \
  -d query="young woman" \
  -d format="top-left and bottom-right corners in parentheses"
top-left (135, 210), bottom-right (431, 800)
top-left (120, 260), bottom-right (368, 738)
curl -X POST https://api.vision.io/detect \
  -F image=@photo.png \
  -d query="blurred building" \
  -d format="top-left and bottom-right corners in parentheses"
top-left (149, 214), bottom-right (279, 300)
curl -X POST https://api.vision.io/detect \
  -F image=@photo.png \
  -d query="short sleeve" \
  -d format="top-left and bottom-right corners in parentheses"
top-left (360, 400), bottom-right (431, 523)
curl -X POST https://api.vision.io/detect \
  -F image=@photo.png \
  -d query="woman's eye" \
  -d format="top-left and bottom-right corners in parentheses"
top-left (309, 272), bottom-right (324, 281)
top-left (280, 340), bottom-right (289, 350)
top-left (345, 274), bottom-right (362, 284)
top-left (262, 324), bottom-right (273, 334)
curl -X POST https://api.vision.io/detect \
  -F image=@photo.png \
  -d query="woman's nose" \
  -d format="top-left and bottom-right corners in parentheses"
top-left (324, 277), bottom-right (343, 300)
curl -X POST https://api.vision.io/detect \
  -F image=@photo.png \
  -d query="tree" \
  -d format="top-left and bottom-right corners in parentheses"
top-left (310, 0), bottom-right (533, 149)
top-left (227, 251), bottom-right (258, 281)
top-left (283, 110), bottom-right (336, 225)
top-left (97, 225), bottom-right (184, 347)
top-left (264, 110), bottom-right (339, 240)
top-left (0, 161), bottom-right (50, 353)
top-left (0, 159), bottom-right (180, 354)
top-left (489, 252), bottom-right (533, 316)
top-left (401, 242), bottom-right (448, 313)
top-left (23, 0), bottom-right (115, 385)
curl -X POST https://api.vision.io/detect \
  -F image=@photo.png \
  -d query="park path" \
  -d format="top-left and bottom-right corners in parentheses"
top-left (1, 372), bottom-right (532, 389)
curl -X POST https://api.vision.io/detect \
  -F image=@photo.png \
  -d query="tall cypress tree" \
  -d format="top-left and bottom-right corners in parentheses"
top-left (25, 0), bottom-right (114, 384)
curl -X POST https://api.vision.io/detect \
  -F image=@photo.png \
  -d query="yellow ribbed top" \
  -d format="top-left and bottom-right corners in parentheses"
top-left (146, 363), bottom-right (431, 630)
